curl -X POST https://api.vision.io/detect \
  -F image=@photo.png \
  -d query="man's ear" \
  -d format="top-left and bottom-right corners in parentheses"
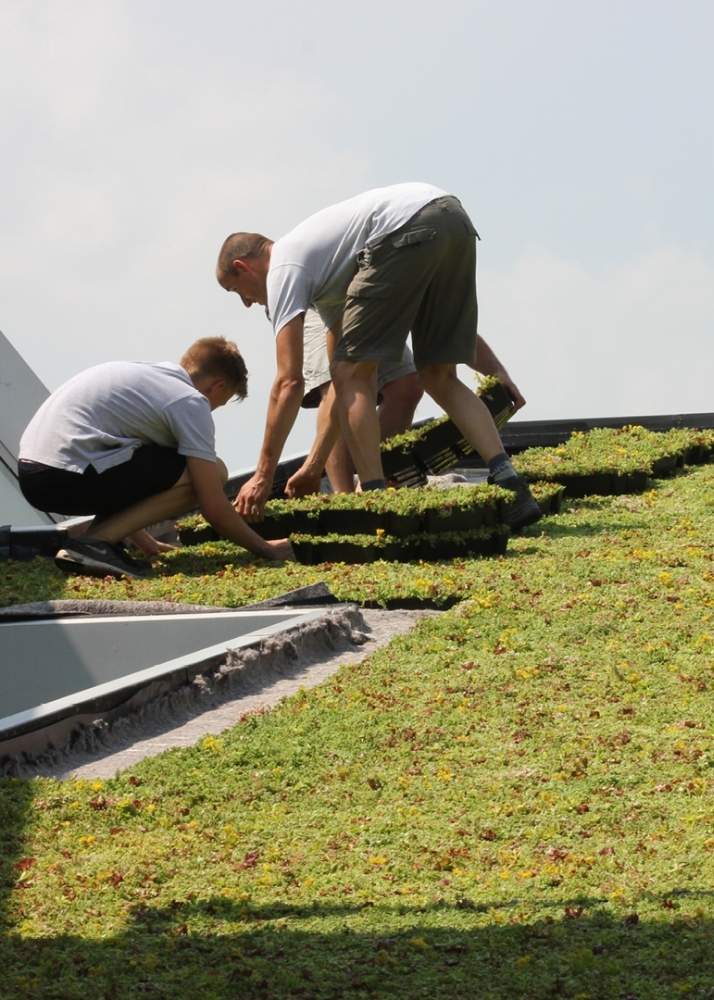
top-left (231, 258), bottom-right (250, 275)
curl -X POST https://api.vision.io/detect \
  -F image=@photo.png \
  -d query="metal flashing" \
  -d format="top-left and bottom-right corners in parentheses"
top-left (0, 608), bottom-right (328, 749)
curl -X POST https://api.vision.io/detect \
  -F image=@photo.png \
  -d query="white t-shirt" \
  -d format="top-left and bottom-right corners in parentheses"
top-left (19, 361), bottom-right (217, 474)
top-left (267, 182), bottom-right (447, 335)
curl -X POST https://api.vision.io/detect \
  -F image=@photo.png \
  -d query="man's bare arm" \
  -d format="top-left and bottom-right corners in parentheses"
top-left (285, 382), bottom-right (342, 497)
top-left (285, 321), bottom-right (344, 496)
top-left (470, 334), bottom-right (526, 411)
top-left (235, 315), bottom-right (306, 517)
top-left (188, 457), bottom-right (292, 560)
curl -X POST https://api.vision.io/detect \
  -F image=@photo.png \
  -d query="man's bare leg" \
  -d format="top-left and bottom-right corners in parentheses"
top-left (324, 438), bottom-right (355, 493)
top-left (331, 360), bottom-right (384, 485)
top-left (87, 462), bottom-right (227, 544)
top-left (419, 363), bottom-right (541, 529)
top-left (417, 363), bottom-right (503, 462)
top-left (378, 372), bottom-right (423, 440)
top-left (317, 385), bottom-right (356, 493)
top-left (322, 372), bottom-right (422, 491)
top-left (70, 514), bottom-right (181, 555)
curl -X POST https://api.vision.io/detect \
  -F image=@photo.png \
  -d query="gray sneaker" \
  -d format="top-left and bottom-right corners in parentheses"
top-left (489, 473), bottom-right (542, 531)
top-left (54, 539), bottom-right (150, 579)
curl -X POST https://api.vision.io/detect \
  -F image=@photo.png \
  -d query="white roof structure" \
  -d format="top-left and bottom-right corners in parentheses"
top-left (0, 329), bottom-right (54, 526)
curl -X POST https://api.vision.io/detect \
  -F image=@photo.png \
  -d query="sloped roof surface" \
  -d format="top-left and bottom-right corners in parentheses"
top-left (0, 329), bottom-right (53, 526)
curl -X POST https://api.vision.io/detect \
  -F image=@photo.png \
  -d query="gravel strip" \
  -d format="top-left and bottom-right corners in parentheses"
top-left (34, 607), bottom-right (435, 780)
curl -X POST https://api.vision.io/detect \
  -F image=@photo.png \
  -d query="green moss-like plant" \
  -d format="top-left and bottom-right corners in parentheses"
top-left (178, 484), bottom-right (512, 546)
top-left (291, 526), bottom-right (510, 564)
top-left (1, 466), bottom-right (713, 1000)
top-left (513, 426), bottom-right (708, 492)
top-left (528, 480), bottom-right (567, 515)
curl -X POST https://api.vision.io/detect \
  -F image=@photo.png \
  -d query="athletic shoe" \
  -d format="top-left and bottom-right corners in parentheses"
top-left (54, 539), bottom-right (150, 579)
top-left (489, 473), bottom-right (542, 531)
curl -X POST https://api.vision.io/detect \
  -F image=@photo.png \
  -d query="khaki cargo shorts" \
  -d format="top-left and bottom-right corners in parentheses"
top-left (333, 194), bottom-right (480, 368)
top-left (301, 309), bottom-right (417, 408)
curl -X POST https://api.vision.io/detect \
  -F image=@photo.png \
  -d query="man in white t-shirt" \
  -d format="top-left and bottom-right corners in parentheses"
top-left (19, 337), bottom-right (293, 578)
top-left (216, 182), bottom-right (540, 530)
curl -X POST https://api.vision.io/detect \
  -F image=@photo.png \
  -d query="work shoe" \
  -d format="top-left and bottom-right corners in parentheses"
top-left (490, 473), bottom-right (542, 531)
top-left (54, 538), bottom-right (150, 579)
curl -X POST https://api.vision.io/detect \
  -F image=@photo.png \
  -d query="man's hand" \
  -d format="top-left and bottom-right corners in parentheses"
top-left (187, 456), bottom-right (292, 558)
top-left (285, 467), bottom-right (322, 498)
top-left (235, 473), bottom-right (271, 520)
top-left (264, 538), bottom-right (295, 561)
top-left (496, 370), bottom-right (526, 412)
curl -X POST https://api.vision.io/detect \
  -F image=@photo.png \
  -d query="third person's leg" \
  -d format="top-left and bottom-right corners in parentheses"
top-left (318, 385), bottom-right (357, 492)
top-left (378, 371), bottom-right (423, 440)
top-left (89, 460), bottom-right (228, 543)
top-left (331, 360), bottom-right (384, 487)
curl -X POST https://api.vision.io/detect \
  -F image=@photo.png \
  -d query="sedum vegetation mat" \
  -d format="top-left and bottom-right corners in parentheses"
top-left (514, 425), bottom-right (714, 496)
top-left (176, 427), bottom-right (713, 561)
top-left (176, 482), bottom-right (562, 566)
top-left (177, 484), bottom-right (511, 547)
top-left (0, 464), bottom-right (713, 997)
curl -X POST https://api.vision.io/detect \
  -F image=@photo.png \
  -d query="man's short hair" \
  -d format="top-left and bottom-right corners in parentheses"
top-left (180, 337), bottom-right (248, 399)
top-left (216, 233), bottom-right (272, 285)
top-left (216, 232), bottom-right (271, 287)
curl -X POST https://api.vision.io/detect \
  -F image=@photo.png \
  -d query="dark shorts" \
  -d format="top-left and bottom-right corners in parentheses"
top-left (18, 445), bottom-right (186, 517)
top-left (334, 195), bottom-right (480, 368)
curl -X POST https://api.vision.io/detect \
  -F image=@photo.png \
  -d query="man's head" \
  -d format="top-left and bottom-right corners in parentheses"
top-left (216, 232), bottom-right (273, 307)
top-left (180, 337), bottom-right (248, 410)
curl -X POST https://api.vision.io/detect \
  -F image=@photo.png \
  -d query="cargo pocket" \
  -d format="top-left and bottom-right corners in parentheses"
top-left (391, 226), bottom-right (437, 249)
top-left (346, 268), bottom-right (392, 299)
top-left (346, 255), bottom-right (390, 299)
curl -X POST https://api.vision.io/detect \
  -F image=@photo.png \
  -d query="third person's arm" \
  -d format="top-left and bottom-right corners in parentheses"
top-left (471, 333), bottom-right (526, 411)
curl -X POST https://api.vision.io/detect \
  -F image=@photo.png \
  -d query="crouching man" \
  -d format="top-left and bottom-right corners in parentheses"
top-left (18, 337), bottom-right (293, 578)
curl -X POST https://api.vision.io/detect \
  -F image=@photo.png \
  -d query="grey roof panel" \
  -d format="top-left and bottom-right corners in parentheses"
top-left (0, 329), bottom-right (54, 525)
top-left (0, 329), bottom-right (49, 467)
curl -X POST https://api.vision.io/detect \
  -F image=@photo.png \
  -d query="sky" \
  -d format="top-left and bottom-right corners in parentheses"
top-left (2, 0), bottom-right (712, 473)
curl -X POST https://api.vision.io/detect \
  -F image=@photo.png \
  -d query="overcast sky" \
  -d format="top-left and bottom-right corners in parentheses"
top-left (2, 0), bottom-right (712, 472)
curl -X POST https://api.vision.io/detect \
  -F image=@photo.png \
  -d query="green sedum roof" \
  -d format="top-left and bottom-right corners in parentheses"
top-left (0, 440), bottom-right (712, 999)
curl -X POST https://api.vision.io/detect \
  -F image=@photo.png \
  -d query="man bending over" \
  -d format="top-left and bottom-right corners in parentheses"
top-left (18, 337), bottom-right (293, 578)
top-left (216, 182), bottom-right (540, 530)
